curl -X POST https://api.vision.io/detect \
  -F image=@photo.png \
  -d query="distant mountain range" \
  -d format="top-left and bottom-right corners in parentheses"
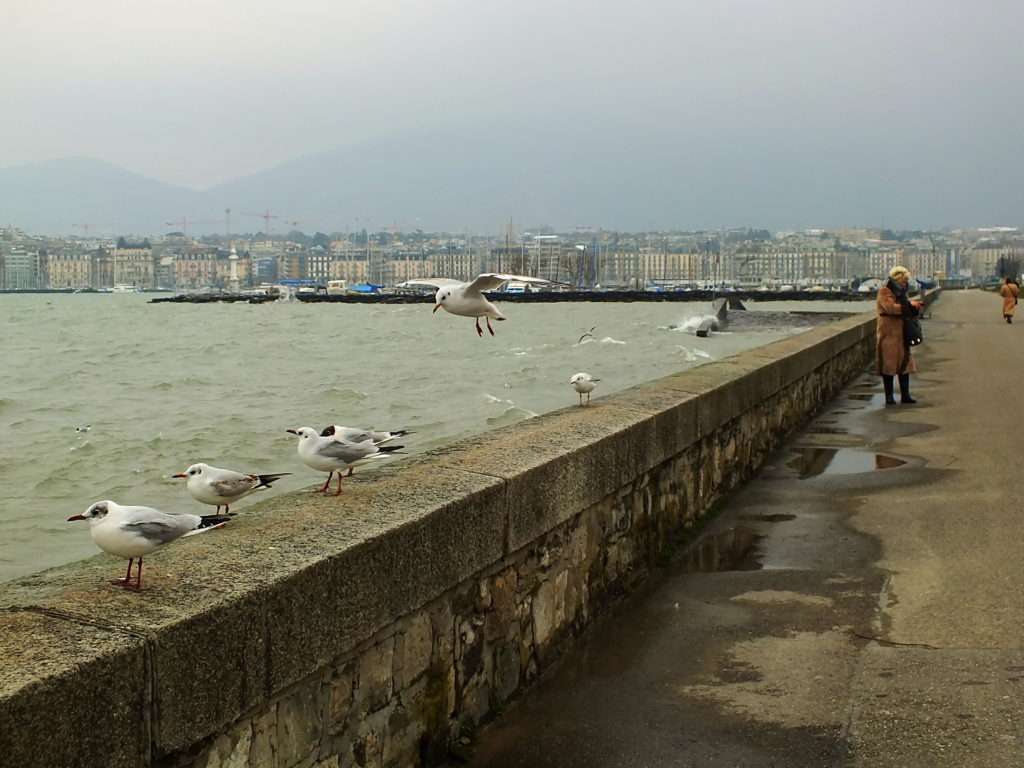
top-left (0, 124), bottom-right (694, 236)
top-left (3, 121), bottom-right (1022, 235)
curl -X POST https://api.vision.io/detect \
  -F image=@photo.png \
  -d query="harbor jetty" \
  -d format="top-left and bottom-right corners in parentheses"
top-left (7, 290), bottom-right (1017, 768)
top-left (150, 288), bottom-right (874, 305)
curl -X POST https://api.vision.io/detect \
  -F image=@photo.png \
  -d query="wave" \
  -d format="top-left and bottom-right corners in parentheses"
top-left (486, 405), bottom-right (538, 427)
top-left (599, 336), bottom-right (627, 345)
top-left (676, 346), bottom-right (713, 362)
top-left (661, 315), bottom-right (717, 334)
top-left (320, 387), bottom-right (369, 402)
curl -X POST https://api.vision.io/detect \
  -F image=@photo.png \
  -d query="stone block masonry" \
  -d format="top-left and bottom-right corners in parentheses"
top-left (0, 305), bottom-right (898, 768)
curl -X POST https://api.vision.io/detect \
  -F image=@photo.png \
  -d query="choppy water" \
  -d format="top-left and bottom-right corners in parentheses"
top-left (0, 294), bottom-right (863, 581)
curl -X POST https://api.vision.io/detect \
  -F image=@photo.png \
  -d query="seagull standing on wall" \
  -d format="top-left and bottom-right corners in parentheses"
top-left (320, 425), bottom-right (413, 475)
top-left (67, 500), bottom-right (230, 590)
top-left (570, 372), bottom-right (600, 406)
top-left (399, 274), bottom-right (552, 336)
top-left (287, 427), bottom-right (404, 495)
top-left (172, 463), bottom-right (291, 514)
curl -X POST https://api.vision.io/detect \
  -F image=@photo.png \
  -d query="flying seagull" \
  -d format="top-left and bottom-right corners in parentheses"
top-left (398, 274), bottom-right (552, 336)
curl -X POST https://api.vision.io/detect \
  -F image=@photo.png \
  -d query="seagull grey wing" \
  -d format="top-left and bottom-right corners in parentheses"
top-left (316, 438), bottom-right (372, 463)
top-left (121, 519), bottom-right (187, 545)
top-left (465, 273), bottom-right (553, 296)
top-left (210, 476), bottom-right (257, 497)
top-left (338, 427), bottom-right (375, 443)
top-left (397, 278), bottom-right (462, 290)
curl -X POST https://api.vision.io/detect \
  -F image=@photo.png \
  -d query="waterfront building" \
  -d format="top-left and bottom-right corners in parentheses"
top-left (47, 252), bottom-right (93, 289)
top-left (1, 244), bottom-right (41, 290)
top-left (111, 246), bottom-right (155, 289)
top-left (328, 258), bottom-right (369, 285)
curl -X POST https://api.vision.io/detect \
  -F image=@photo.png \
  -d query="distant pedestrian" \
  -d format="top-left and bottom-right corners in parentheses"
top-left (999, 277), bottom-right (1019, 324)
top-left (876, 266), bottom-right (924, 405)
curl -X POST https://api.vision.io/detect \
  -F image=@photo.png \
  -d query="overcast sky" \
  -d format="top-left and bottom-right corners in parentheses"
top-left (2, 0), bottom-right (1022, 227)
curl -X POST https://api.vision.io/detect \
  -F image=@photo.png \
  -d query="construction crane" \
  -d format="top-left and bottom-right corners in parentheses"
top-left (242, 209), bottom-right (279, 235)
top-left (165, 217), bottom-right (189, 238)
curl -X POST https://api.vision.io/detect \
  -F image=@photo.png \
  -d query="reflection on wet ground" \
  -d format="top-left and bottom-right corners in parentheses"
top-left (682, 525), bottom-right (763, 572)
top-left (787, 447), bottom-right (907, 478)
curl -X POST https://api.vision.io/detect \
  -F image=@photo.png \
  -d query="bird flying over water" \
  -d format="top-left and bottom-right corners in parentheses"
top-left (67, 500), bottom-right (229, 590)
top-left (569, 372), bottom-right (600, 406)
top-left (577, 326), bottom-right (597, 345)
top-left (172, 462), bottom-right (290, 514)
top-left (288, 427), bottom-right (404, 495)
top-left (398, 274), bottom-right (552, 336)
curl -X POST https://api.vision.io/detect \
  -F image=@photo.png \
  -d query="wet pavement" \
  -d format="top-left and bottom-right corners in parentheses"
top-left (459, 291), bottom-right (1024, 768)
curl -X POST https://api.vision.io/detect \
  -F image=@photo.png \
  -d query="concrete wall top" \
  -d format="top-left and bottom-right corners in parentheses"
top-left (0, 310), bottom-right (878, 765)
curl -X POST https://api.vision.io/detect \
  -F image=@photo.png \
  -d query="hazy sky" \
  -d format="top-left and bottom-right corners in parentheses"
top-left (2, 0), bottom-right (1022, 226)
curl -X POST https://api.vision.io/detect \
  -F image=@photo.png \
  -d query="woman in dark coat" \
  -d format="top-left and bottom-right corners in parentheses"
top-left (876, 266), bottom-right (923, 404)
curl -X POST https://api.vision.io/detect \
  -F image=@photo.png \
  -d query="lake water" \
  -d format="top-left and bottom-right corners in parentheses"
top-left (0, 294), bottom-right (871, 580)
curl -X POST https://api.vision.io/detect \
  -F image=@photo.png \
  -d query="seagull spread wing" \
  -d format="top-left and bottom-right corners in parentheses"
top-left (464, 273), bottom-right (552, 297)
top-left (397, 278), bottom-right (463, 290)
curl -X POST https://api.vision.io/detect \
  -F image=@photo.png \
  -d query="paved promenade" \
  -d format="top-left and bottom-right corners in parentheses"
top-left (464, 290), bottom-right (1024, 767)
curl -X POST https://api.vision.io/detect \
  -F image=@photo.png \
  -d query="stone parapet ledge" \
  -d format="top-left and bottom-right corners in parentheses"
top-left (0, 306), bottom-right (893, 768)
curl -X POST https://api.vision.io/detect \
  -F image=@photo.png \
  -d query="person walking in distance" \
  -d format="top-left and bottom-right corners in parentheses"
top-left (876, 266), bottom-right (924, 405)
top-left (1000, 276), bottom-right (1019, 324)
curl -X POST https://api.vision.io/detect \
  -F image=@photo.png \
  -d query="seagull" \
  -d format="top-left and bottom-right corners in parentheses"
top-left (569, 372), bottom-right (600, 406)
top-left (171, 463), bottom-right (291, 514)
top-left (75, 424), bottom-right (91, 433)
top-left (67, 500), bottom-right (229, 590)
top-left (398, 274), bottom-right (551, 336)
top-left (577, 326), bottom-right (597, 345)
top-left (287, 427), bottom-right (404, 494)
top-left (320, 425), bottom-right (413, 475)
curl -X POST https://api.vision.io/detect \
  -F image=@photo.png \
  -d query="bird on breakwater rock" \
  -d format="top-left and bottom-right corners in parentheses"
top-left (570, 372), bottom-right (600, 406)
top-left (172, 463), bottom-right (290, 514)
top-left (397, 273), bottom-right (552, 336)
top-left (288, 427), bottom-right (404, 495)
top-left (67, 500), bottom-right (230, 590)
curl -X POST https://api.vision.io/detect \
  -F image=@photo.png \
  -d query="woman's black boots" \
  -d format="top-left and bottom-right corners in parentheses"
top-left (898, 374), bottom-right (916, 404)
top-left (883, 375), bottom-right (896, 405)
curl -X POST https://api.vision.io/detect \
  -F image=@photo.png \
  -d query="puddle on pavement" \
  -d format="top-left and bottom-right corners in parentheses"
top-left (788, 448), bottom-right (907, 478)
top-left (683, 526), bottom-right (763, 572)
top-left (805, 426), bottom-right (850, 435)
top-left (738, 513), bottom-right (796, 523)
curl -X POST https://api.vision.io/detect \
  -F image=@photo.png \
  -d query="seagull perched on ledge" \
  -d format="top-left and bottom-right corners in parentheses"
top-left (398, 273), bottom-right (553, 336)
top-left (288, 427), bottom-right (404, 495)
top-left (172, 463), bottom-right (290, 514)
top-left (570, 372), bottom-right (600, 406)
top-left (320, 425), bottom-right (413, 475)
top-left (67, 500), bottom-right (229, 590)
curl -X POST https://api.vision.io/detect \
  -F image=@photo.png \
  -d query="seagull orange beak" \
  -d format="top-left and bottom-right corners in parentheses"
top-left (171, 472), bottom-right (187, 479)
top-left (433, 304), bottom-right (441, 314)
top-left (66, 514), bottom-right (86, 521)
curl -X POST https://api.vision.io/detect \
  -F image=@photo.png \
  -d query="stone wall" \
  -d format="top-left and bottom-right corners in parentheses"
top-left (0, 310), bottom-right (888, 768)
